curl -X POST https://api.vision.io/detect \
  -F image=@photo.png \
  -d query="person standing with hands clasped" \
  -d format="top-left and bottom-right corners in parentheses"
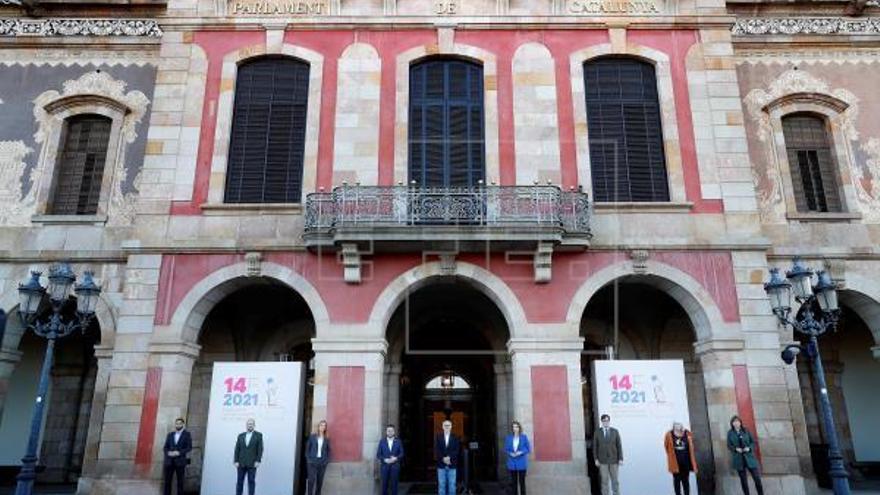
top-left (592, 414), bottom-right (623, 495)
top-left (728, 415), bottom-right (765, 495)
top-left (306, 420), bottom-right (331, 495)
top-left (376, 424), bottom-right (404, 495)
top-left (505, 420), bottom-right (531, 495)
top-left (434, 419), bottom-right (461, 495)
top-left (233, 418), bottom-right (263, 495)
top-left (664, 422), bottom-right (698, 495)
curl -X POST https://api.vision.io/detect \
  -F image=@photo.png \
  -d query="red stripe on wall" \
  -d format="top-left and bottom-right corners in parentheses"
top-left (531, 365), bottom-right (573, 461)
top-left (134, 367), bottom-right (162, 475)
top-left (732, 364), bottom-right (761, 461)
top-left (326, 366), bottom-right (365, 462)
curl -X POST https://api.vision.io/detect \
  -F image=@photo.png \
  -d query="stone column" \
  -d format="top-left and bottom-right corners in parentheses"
top-left (384, 363), bottom-right (401, 429)
top-left (872, 346), bottom-right (880, 360)
top-left (509, 338), bottom-right (588, 495)
top-left (494, 361), bottom-right (512, 480)
top-left (312, 337), bottom-right (386, 494)
top-left (79, 346), bottom-right (114, 486)
top-left (0, 348), bottom-right (23, 419)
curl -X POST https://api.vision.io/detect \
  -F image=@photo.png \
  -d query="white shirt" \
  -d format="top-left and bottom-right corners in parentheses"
top-left (512, 436), bottom-right (519, 452)
top-left (444, 433), bottom-right (450, 447)
top-left (603, 427), bottom-right (609, 437)
top-left (245, 432), bottom-right (252, 446)
top-left (174, 430), bottom-right (182, 445)
top-left (387, 438), bottom-right (394, 452)
top-left (317, 437), bottom-right (324, 458)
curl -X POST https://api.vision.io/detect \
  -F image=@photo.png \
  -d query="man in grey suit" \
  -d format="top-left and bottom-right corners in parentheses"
top-left (592, 414), bottom-right (623, 495)
top-left (234, 418), bottom-right (264, 495)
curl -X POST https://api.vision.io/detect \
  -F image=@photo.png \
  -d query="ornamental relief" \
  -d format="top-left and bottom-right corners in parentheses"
top-left (31, 71), bottom-right (150, 226)
top-left (0, 141), bottom-right (36, 226)
top-left (744, 69), bottom-right (880, 223)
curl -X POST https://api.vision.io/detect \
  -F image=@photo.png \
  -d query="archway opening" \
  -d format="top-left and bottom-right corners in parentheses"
top-left (385, 277), bottom-right (510, 488)
top-left (0, 298), bottom-right (101, 488)
top-left (797, 292), bottom-right (880, 488)
top-left (579, 277), bottom-right (714, 495)
top-left (184, 279), bottom-right (315, 493)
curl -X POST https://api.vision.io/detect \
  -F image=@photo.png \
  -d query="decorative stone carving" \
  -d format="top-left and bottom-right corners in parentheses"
top-left (341, 243), bottom-right (361, 284)
top-left (0, 141), bottom-right (35, 226)
top-left (744, 69), bottom-right (868, 222)
top-left (0, 19), bottom-right (162, 37)
top-left (32, 71), bottom-right (150, 225)
top-left (630, 249), bottom-right (649, 274)
top-left (732, 17), bottom-right (880, 36)
top-left (534, 242), bottom-right (553, 283)
top-left (245, 252), bottom-right (262, 277)
top-left (438, 253), bottom-right (457, 275)
top-left (855, 137), bottom-right (880, 219)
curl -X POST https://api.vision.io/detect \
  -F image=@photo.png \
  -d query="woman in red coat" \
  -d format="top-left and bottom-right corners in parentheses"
top-left (664, 422), bottom-right (698, 495)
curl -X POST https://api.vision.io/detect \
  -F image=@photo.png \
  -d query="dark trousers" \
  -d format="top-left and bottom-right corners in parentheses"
top-left (380, 463), bottom-right (400, 495)
top-left (737, 467), bottom-right (765, 495)
top-left (307, 461), bottom-right (328, 495)
top-left (672, 472), bottom-right (690, 495)
top-left (236, 466), bottom-right (256, 495)
top-left (509, 469), bottom-right (526, 495)
top-left (163, 464), bottom-right (185, 495)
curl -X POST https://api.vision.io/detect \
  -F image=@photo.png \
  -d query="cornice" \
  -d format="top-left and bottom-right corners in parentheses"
top-left (0, 18), bottom-right (162, 37)
top-left (733, 16), bottom-right (880, 36)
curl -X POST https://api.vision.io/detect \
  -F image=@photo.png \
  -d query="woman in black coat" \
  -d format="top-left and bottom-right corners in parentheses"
top-left (727, 415), bottom-right (764, 495)
top-left (306, 420), bottom-right (331, 495)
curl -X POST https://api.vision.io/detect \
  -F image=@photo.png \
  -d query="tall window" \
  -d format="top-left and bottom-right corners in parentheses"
top-left (225, 57), bottom-right (310, 203)
top-left (584, 57), bottom-right (669, 202)
top-left (50, 114), bottom-right (112, 215)
top-left (409, 58), bottom-right (485, 187)
top-left (782, 114), bottom-right (841, 213)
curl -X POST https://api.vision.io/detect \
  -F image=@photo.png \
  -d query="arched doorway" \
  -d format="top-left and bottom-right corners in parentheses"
top-left (385, 278), bottom-right (511, 489)
top-left (183, 279), bottom-right (316, 493)
top-left (0, 299), bottom-right (101, 487)
top-left (579, 277), bottom-right (715, 494)
top-left (797, 290), bottom-right (880, 488)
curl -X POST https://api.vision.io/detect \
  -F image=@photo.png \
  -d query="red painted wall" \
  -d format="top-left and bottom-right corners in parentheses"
top-left (531, 365), bottom-right (573, 461)
top-left (134, 367), bottom-right (162, 476)
top-left (326, 366), bottom-right (365, 462)
top-left (172, 28), bottom-right (719, 213)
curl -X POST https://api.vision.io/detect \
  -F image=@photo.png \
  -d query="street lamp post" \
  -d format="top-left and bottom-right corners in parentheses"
top-left (13, 263), bottom-right (101, 495)
top-left (763, 257), bottom-right (850, 495)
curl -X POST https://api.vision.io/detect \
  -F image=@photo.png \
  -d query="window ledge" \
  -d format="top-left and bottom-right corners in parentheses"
top-left (786, 212), bottom-right (862, 222)
top-left (201, 203), bottom-right (303, 216)
top-left (31, 214), bottom-right (108, 225)
top-left (594, 202), bottom-right (694, 213)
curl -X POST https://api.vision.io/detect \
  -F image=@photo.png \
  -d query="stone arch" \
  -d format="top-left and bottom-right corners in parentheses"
top-left (512, 41), bottom-right (561, 185)
top-left (566, 259), bottom-right (738, 343)
top-left (569, 43), bottom-right (685, 202)
top-left (838, 273), bottom-right (880, 346)
top-left (207, 43), bottom-right (324, 203)
top-left (368, 261), bottom-right (526, 341)
top-left (166, 261), bottom-right (330, 345)
top-left (394, 43), bottom-right (500, 184)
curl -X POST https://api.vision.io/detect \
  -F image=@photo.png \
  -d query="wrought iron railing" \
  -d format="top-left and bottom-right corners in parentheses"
top-left (304, 184), bottom-right (591, 239)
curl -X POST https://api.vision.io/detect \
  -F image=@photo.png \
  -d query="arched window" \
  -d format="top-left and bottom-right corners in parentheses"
top-left (584, 57), bottom-right (668, 202)
top-left (225, 57), bottom-right (310, 203)
top-left (781, 113), bottom-right (842, 213)
top-left (50, 114), bottom-right (112, 215)
top-left (409, 58), bottom-right (485, 187)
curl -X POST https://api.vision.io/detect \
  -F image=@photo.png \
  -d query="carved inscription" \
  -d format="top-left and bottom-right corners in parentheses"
top-left (230, 0), bottom-right (327, 15)
top-left (568, 0), bottom-right (660, 13)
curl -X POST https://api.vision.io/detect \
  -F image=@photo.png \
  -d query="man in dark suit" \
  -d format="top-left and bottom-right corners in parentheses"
top-left (376, 424), bottom-right (404, 495)
top-left (163, 417), bottom-right (192, 495)
top-left (234, 418), bottom-right (263, 495)
top-left (592, 414), bottom-right (623, 495)
top-left (434, 419), bottom-right (460, 495)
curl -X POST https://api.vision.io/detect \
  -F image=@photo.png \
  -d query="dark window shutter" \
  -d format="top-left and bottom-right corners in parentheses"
top-left (584, 57), bottom-right (669, 202)
top-left (782, 114), bottom-right (841, 213)
top-left (408, 59), bottom-right (485, 187)
top-left (225, 57), bottom-right (310, 203)
top-left (50, 114), bottom-right (112, 215)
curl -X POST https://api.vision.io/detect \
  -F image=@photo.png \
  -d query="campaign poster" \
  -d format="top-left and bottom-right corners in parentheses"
top-left (593, 360), bottom-right (694, 494)
top-left (201, 362), bottom-right (305, 495)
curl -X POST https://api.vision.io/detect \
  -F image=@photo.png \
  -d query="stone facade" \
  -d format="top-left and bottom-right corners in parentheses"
top-left (0, 0), bottom-right (879, 494)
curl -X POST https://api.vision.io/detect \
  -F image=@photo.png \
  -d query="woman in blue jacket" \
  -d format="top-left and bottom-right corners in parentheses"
top-left (505, 421), bottom-right (531, 495)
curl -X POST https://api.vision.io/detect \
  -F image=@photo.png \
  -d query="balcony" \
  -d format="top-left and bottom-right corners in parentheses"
top-left (303, 184), bottom-right (591, 252)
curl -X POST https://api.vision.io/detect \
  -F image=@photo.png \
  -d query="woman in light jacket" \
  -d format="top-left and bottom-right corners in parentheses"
top-left (305, 420), bottom-right (331, 495)
top-left (727, 415), bottom-right (764, 495)
top-left (664, 422), bottom-right (698, 495)
top-left (504, 421), bottom-right (531, 495)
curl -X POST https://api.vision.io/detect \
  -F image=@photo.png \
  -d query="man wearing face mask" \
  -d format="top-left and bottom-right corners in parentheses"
top-left (234, 418), bottom-right (264, 495)
top-left (163, 417), bottom-right (192, 495)
top-left (592, 414), bottom-right (623, 495)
